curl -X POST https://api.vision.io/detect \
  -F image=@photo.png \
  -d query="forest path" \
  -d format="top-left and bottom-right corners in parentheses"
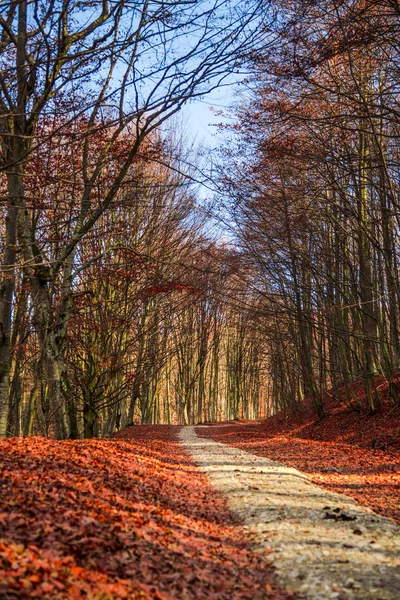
top-left (179, 426), bottom-right (400, 600)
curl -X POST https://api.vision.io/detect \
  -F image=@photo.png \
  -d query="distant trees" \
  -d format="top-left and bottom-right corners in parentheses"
top-left (220, 0), bottom-right (400, 416)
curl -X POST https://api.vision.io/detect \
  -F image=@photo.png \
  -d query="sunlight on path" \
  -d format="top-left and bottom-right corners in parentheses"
top-left (179, 426), bottom-right (400, 600)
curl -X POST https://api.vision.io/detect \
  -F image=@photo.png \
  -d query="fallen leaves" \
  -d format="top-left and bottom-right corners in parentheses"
top-left (0, 426), bottom-right (291, 599)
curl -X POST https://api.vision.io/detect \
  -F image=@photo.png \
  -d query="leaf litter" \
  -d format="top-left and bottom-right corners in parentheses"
top-left (0, 425), bottom-right (293, 599)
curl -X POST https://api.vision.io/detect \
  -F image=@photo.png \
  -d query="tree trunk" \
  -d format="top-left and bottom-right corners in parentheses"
top-left (358, 128), bottom-right (378, 411)
top-left (0, 166), bottom-right (21, 437)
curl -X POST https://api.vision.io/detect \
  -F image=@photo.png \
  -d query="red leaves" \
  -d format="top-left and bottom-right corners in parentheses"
top-left (0, 428), bottom-right (290, 599)
top-left (141, 282), bottom-right (200, 298)
top-left (0, 542), bottom-right (134, 598)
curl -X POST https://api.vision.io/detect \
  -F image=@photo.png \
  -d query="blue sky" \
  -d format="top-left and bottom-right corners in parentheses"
top-left (181, 84), bottom-right (237, 148)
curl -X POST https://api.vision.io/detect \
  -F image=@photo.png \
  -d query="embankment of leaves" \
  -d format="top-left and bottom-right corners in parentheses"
top-left (0, 426), bottom-right (292, 600)
top-left (198, 380), bottom-right (400, 524)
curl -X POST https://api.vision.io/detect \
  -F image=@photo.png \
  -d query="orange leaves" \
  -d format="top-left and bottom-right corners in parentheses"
top-left (0, 540), bottom-right (142, 598)
top-left (0, 427), bottom-right (289, 599)
top-left (141, 282), bottom-right (201, 298)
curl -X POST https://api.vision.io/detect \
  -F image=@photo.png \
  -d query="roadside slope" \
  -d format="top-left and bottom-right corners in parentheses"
top-left (197, 394), bottom-right (400, 524)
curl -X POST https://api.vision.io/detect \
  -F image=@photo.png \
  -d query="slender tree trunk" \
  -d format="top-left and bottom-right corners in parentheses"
top-left (358, 128), bottom-right (378, 411)
top-left (0, 146), bottom-right (27, 436)
top-left (0, 178), bottom-right (18, 436)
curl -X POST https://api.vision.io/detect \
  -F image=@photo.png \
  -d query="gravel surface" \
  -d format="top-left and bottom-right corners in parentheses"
top-left (180, 426), bottom-right (400, 600)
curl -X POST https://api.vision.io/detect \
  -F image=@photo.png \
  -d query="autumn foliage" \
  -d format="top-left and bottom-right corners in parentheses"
top-left (0, 426), bottom-right (292, 599)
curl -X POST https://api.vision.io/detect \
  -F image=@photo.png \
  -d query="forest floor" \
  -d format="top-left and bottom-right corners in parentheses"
top-left (0, 426), bottom-right (292, 599)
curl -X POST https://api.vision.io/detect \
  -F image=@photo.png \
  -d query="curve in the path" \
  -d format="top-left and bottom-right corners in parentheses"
top-left (179, 426), bottom-right (400, 600)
